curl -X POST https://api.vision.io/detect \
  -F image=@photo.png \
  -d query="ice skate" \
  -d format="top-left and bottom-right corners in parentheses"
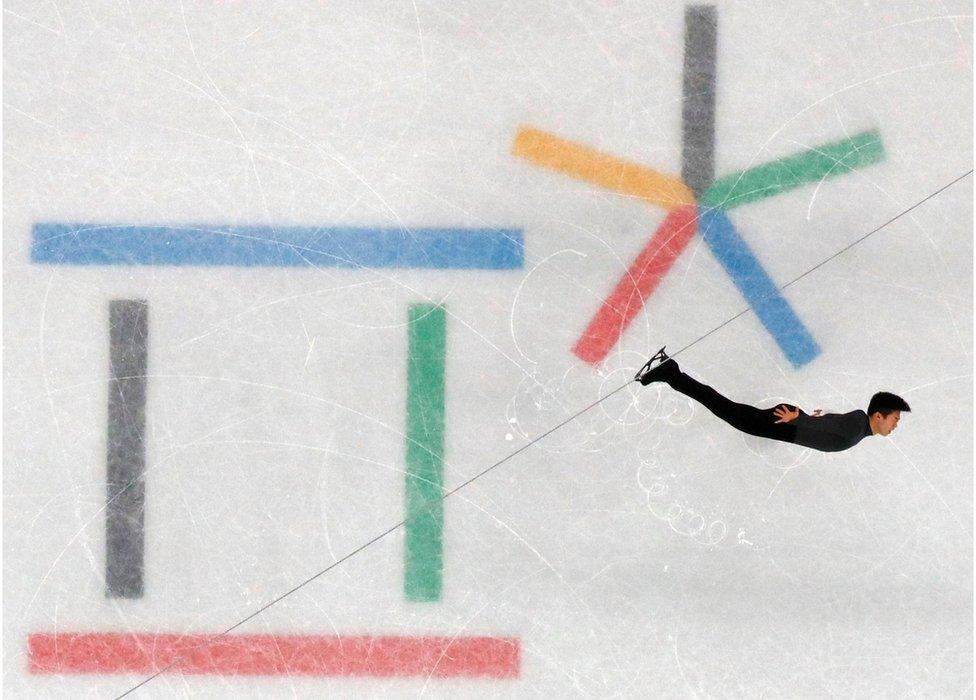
top-left (635, 346), bottom-right (680, 385)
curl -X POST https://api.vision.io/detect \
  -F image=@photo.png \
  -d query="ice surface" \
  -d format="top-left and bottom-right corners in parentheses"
top-left (4, 1), bottom-right (973, 697)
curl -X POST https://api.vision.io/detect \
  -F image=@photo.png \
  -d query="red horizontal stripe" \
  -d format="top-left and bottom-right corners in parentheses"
top-left (574, 204), bottom-right (698, 364)
top-left (28, 633), bottom-right (520, 678)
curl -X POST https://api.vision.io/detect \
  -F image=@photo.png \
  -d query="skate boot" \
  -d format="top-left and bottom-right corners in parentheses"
top-left (635, 346), bottom-right (680, 386)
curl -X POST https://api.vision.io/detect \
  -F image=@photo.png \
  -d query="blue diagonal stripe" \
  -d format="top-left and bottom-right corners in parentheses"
top-left (697, 208), bottom-right (820, 367)
top-left (31, 223), bottom-right (524, 270)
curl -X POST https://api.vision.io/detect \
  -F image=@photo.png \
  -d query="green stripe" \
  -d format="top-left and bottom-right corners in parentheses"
top-left (701, 130), bottom-right (885, 210)
top-left (404, 304), bottom-right (446, 602)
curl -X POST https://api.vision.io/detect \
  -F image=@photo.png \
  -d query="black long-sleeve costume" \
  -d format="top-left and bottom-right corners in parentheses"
top-left (666, 370), bottom-right (873, 453)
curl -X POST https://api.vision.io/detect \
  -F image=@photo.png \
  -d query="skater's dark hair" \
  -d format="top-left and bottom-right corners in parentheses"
top-left (867, 392), bottom-right (911, 417)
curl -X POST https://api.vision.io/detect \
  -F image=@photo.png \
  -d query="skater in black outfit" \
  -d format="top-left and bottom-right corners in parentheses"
top-left (635, 348), bottom-right (910, 453)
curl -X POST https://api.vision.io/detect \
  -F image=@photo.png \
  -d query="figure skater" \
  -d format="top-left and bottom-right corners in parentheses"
top-left (635, 348), bottom-right (909, 452)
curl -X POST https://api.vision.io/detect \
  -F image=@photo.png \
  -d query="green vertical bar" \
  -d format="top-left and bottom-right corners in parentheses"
top-left (404, 304), bottom-right (446, 601)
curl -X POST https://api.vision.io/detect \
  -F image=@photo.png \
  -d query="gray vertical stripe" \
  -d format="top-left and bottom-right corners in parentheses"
top-left (681, 5), bottom-right (718, 197)
top-left (106, 300), bottom-right (148, 598)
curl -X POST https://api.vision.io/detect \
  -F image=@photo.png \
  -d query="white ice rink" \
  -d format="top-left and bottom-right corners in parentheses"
top-left (4, 1), bottom-right (973, 697)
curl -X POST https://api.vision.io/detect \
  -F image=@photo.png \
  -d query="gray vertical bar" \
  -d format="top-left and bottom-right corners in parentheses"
top-left (681, 5), bottom-right (718, 197)
top-left (106, 299), bottom-right (148, 598)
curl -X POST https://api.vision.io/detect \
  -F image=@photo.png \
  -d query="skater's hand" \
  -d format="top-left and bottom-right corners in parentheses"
top-left (773, 405), bottom-right (800, 423)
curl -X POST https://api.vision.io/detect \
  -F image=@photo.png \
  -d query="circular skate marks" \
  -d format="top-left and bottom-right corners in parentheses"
top-left (506, 366), bottom-right (615, 454)
top-left (595, 351), bottom-right (666, 427)
top-left (659, 389), bottom-right (696, 426)
top-left (633, 392), bottom-right (819, 548)
top-left (505, 353), bottom-right (679, 454)
top-left (637, 448), bottom-right (728, 547)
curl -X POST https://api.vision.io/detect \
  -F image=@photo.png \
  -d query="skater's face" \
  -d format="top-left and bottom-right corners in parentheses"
top-left (872, 410), bottom-right (901, 436)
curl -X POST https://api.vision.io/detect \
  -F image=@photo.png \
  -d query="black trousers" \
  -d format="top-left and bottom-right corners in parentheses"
top-left (668, 371), bottom-right (798, 444)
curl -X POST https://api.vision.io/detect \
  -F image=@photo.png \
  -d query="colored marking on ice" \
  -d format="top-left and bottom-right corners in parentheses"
top-left (571, 5), bottom-right (717, 367)
top-left (512, 127), bottom-right (695, 210)
top-left (30, 224), bottom-right (524, 270)
top-left (519, 5), bottom-right (884, 367)
top-left (27, 633), bottom-right (520, 678)
top-left (573, 205), bottom-right (699, 364)
top-left (698, 208), bottom-right (820, 366)
top-left (106, 300), bottom-right (148, 599)
top-left (681, 5), bottom-right (718, 197)
top-left (405, 305), bottom-right (446, 602)
top-left (700, 131), bottom-right (885, 210)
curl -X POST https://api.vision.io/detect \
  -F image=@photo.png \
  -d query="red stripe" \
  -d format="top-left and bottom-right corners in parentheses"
top-left (573, 205), bottom-right (698, 364)
top-left (28, 633), bottom-right (520, 678)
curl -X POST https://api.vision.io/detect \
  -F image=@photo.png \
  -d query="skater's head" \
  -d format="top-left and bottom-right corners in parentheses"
top-left (867, 392), bottom-right (911, 436)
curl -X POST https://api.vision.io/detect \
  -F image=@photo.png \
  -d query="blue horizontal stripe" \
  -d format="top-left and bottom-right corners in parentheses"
top-left (31, 223), bottom-right (524, 270)
top-left (698, 208), bottom-right (820, 367)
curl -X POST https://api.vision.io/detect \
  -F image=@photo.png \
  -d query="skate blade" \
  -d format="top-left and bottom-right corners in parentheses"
top-left (634, 345), bottom-right (668, 382)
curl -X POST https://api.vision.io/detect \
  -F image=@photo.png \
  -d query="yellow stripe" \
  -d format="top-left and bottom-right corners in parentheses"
top-left (512, 127), bottom-right (696, 210)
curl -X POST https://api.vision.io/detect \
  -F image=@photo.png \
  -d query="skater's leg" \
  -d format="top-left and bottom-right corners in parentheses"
top-left (667, 371), bottom-right (797, 442)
